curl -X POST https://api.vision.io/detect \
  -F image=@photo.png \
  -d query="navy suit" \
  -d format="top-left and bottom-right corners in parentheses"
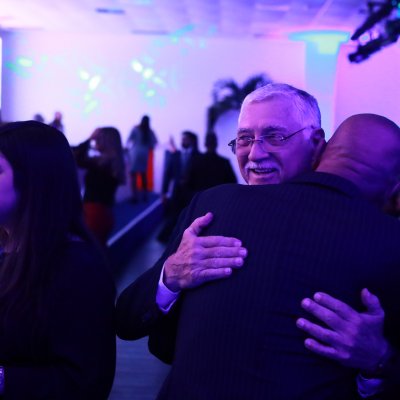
top-left (117, 172), bottom-right (400, 399)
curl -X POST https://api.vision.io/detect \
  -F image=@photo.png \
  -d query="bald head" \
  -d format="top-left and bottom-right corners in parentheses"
top-left (318, 114), bottom-right (400, 208)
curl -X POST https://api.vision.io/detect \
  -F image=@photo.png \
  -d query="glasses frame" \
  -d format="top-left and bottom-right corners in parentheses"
top-left (228, 126), bottom-right (310, 155)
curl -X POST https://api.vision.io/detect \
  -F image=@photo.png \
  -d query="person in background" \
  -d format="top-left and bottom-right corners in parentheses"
top-left (0, 120), bottom-right (116, 399)
top-left (73, 127), bottom-right (126, 246)
top-left (127, 115), bottom-right (157, 202)
top-left (33, 113), bottom-right (45, 123)
top-left (186, 131), bottom-right (237, 192)
top-left (158, 130), bottom-right (201, 243)
top-left (49, 111), bottom-right (64, 134)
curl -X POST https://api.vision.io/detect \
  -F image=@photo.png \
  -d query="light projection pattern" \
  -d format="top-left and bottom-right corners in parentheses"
top-left (5, 52), bottom-right (106, 116)
top-left (78, 70), bottom-right (103, 114)
top-left (5, 56), bottom-right (34, 78)
top-left (4, 22), bottom-right (216, 113)
top-left (130, 57), bottom-right (169, 106)
top-left (130, 23), bottom-right (216, 105)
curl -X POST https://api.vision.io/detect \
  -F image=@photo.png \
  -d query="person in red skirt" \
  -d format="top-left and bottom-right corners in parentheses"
top-left (74, 127), bottom-right (126, 246)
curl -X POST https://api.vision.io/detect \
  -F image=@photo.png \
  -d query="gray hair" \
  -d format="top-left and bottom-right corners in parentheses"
top-left (241, 83), bottom-right (321, 129)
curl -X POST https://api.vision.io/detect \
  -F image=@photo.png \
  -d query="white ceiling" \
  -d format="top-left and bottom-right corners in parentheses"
top-left (0, 0), bottom-right (369, 38)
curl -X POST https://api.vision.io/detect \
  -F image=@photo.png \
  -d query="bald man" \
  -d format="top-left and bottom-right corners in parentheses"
top-left (135, 114), bottom-right (400, 399)
top-left (117, 86), bottom-right (395, 393)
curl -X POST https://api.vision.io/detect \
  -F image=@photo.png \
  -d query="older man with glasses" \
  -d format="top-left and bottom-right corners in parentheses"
top-left (229, 86), bottom-right (324, 186)
top-left (116, 84), bottom-right (394, 398)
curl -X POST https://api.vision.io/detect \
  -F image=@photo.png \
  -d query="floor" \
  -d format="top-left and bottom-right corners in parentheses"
top-left (109, 225), bottom-right (171, 400)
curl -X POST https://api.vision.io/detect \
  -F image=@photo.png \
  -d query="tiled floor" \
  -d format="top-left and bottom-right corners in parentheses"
top-left (109, 225), bottom-right (170, 400)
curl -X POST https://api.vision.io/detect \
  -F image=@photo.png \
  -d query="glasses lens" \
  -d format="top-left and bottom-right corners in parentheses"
top-left (262, 135), bottom-right (284, 148)
top-left (235, 138), bottom-right (251, 155)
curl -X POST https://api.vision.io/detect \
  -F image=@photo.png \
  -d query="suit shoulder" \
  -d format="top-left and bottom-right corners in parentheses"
top-left (199, 183), bottom-right (241, 197)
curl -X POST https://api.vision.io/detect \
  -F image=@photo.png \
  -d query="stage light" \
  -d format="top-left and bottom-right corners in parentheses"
top-left (349, 0), bottom-right (400, 63)
top-left (348, 37), bottom-right (385, 62)
top-left (351, 1), bottom-right (396, 40)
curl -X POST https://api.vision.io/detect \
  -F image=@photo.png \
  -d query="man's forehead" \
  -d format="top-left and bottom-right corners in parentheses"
top-left (237, 125), bottom-right (287, 134)
top-left (238, 99), bottom-right (302, 131)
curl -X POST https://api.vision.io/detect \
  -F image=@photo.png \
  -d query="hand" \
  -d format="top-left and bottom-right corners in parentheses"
top-left (163, 212), bottom-right (247, 292)
top-left (296, 289), bottom-right (390, 373)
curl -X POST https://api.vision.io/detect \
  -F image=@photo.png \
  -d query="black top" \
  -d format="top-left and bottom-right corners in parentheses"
top-left (186, 152), bottom-right (237, 192)
top-left (0, 240), bottom-right (116, 399)
top-left (73, 140), bottom-right (119, 206)
top-left (116, 172), bottom-right (400, 400)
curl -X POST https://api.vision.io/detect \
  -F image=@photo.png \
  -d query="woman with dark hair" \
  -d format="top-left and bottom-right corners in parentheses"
top-left (127, 115), bottom-right (157, 202)
top-left (0, 121), bottom-right (116, 399)
top-left (74, 127), bottom-right (126, 246)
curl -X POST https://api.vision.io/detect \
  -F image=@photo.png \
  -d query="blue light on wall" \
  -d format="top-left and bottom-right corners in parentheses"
top-left (5, 56), bottom-right (35, 78)
top-left (78, 69), bottom-right (103, 114)
top-left (18, 57), bottom-right (34, 67)
top-left (290, 31), bottom-right (351, 137)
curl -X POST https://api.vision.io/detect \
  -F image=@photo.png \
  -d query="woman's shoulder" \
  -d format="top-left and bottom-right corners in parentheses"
top-left (46, 240), bottom-right (116, 321)
top-left (55, 240), bottom-right (114, 292)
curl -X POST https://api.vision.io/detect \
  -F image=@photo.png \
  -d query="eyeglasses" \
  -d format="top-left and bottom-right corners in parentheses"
top-left (228, 126), bottom-right (310, 155)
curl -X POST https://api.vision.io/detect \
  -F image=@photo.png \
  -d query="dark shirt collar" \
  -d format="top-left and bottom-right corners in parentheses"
top-left (288, 171), bottom-right (363, 199)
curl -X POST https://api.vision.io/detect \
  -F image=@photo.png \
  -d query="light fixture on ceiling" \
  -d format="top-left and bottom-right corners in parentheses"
top-left (348, 0), bottom-right (400, 63)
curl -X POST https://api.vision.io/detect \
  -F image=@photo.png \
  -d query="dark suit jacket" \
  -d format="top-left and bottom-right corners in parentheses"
top-left (161, 150), bottom-right (182, 195)
top-left (161, 149), bottom-right (201, 195)
top-left (116, 172), bottom-right (400, 399)
top-left (186, 152), bottom-right (237, 192)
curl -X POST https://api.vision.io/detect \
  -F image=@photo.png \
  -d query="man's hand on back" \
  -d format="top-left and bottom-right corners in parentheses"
top-left (296, 289), bottom-right (391, 374)
top-left (163, 212), bottom-right (247, 292)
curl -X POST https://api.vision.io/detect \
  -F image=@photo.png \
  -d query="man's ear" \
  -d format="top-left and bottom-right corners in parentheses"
top-left (311, 128), bottom-right (326, 169)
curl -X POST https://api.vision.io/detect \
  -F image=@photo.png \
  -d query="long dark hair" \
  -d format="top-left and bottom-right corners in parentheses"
top-left (138, 115), bottom-right (153, 146)
top-left (0, 121), bottom-right (91, 312)
top-left (96, 127), bottom-right (126, 184)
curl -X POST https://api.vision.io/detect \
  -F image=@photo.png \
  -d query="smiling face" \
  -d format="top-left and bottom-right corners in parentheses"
top-left (237, 96), bottom-right (323, 185)
top-left (0, 153), bottom-right (18, 228)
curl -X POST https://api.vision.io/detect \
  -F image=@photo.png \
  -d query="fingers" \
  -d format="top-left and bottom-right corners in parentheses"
top-left (198, 235), bottom-right (242, 248)
top-left (200, 246), bottom-right (247, 260)
top-left (296, 318), bottom-right (339, 347)
top-left (312, 292), bottom-right (357, 321)
top-left (200, 256), bottom-right (245, 269)
top-left (302, 338), bottom-right (340, 361)
top-left (361, 288), bottom-right (384, 316)
top-left (186, 213), bottom-right (214, 236)
top-left (196, 268), bottom-right (233, 285)
top-left (301, 298), bottom-right (344, 330)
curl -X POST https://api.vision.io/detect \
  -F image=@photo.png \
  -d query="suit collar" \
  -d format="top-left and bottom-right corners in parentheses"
top-left (288, 171), bottom-right (363, 199)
